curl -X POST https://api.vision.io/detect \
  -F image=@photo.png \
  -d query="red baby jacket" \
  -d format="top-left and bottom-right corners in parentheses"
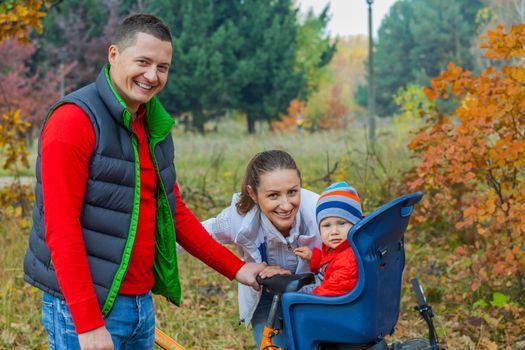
top-left (309, 240), bottom-right (359, 296)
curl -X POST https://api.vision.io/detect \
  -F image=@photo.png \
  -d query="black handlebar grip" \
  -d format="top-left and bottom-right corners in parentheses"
top-left (256, 275), bottom-right (264, 285)
top-left (411, 278), bottom-right (427, 307)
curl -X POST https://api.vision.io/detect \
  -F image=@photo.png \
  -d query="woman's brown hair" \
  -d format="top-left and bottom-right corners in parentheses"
top-left (236, 150), bottom-right (302, 215)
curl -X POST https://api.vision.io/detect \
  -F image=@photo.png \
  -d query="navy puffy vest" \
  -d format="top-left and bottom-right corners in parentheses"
top-left (24, 66), bottom-right (179, 315)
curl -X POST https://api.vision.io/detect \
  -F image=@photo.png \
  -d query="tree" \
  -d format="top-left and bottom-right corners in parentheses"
top-left (270, 4), bottom-right (338, 134)
top-left (356, 0), bottom-right (484, 116)
top-left (270, 99), bottom-right (304, 133)
top-left (0, 0), bottom-right (48, 43)
top-left (0, 38), bottom-right (62, 125)
top-left (295, 5), bottom-right (336, 99)
top-left (305, 36), bottom-right (367, 131)
top-left (410, 0), bottom-right (482, 81)
top-left (471, 0), bottom-right (525, 69)
top-left (367, 0), bottom-right (415, 117)
top-left (151, 0), bottom-right (333, 134)
top-left (150, 0), bottom-right (241, 133)
top-left (0, 0), bottom-right (52, 217)
top-left (483, 0), bottom-right (525, 26)
top-left (317, 84), bottom-right (347, 131)
top-left (400, 24), bottom-right (525, 338)
top-left (232, 0), bottom-right (305, 134)
top-left (35, 0), bottom-right (124, 91)
top-left (0, 0), bottom-right (55, 149)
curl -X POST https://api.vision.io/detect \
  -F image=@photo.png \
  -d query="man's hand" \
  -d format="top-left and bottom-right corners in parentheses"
top-left (235, 262), bottom-right (267, 291)
top-left (294, 246), bottom-right (312, 260)
top-left (78, 326), bottom-right (114, 350)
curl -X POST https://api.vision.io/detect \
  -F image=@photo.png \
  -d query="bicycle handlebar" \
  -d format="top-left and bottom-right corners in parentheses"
top-left (411, 278), bottom-right (427, 307)
top-left (411, 277), bottom-right (445, 350)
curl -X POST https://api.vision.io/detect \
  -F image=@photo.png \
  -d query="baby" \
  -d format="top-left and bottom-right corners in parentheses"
top-left (295, 182), bottom-right (362, 296)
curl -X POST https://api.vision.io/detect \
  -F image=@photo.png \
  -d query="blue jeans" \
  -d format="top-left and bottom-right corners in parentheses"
top-left (42, 292), bottom-right (155, 349)
top-left (251, 289), bottom-right (290, 349)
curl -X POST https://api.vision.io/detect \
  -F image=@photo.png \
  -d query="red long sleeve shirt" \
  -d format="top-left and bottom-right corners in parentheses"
top-left (41, 104), bottom-right (244, 333)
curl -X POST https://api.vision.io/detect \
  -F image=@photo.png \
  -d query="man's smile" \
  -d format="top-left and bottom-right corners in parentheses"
top-left (135, 81), bottom-right (154, 90)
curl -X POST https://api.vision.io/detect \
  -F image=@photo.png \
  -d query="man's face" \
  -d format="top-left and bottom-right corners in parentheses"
top-left (108, 32), bottom-right (172, 114)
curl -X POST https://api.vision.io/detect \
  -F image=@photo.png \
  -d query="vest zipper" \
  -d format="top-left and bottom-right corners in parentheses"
top-left (101, 132), bottom-right (141, 317)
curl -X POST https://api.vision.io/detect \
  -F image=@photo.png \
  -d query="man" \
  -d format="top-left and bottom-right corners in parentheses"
top-left (24, 14), bottom-right (269, 349)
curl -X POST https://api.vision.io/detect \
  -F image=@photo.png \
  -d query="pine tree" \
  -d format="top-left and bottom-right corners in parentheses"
top-left (356, 0), bottom-right (484, 116)
top-left (151, 0), bottom-right (241, 133)
top-left (232, 0), bottom-right (304, 133)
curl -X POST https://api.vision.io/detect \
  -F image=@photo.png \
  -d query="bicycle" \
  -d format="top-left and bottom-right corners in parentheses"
top-left (154, 192), bottom-right (447, 350)
top-left (154, 275), bottom-right (445, 350)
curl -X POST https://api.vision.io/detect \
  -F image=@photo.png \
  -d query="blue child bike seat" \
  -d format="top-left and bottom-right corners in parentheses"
top-left (281, 192), bottom-right (423, 350)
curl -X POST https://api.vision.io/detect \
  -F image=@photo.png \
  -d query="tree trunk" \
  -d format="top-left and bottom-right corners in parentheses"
top-left (192, 109), bottom-right (206, 134)
top-left (25, 124), bottom-right (37, 148)
top-left (247, 114), bottom-right (256, 134)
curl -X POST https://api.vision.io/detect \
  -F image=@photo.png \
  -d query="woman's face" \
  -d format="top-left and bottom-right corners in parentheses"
top-left (248, 169), bottom-right (301, 236)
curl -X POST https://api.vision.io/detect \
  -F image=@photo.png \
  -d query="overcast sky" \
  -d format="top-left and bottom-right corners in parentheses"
top-left (296, 0), bottom-right (398, 37)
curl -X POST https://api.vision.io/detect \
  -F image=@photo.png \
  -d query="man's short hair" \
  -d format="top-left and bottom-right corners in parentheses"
top-left (112, 13), bottom-right (172, 49)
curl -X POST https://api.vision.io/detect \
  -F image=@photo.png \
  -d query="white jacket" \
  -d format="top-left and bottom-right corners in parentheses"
top-left (201, 188), bottom-right (322, 326)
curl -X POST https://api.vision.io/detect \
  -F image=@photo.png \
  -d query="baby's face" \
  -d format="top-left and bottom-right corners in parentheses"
top-left (319, 217), bottom-right (353, 249)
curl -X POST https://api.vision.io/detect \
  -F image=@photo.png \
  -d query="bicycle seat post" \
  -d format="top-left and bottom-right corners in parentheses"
top-left (260, 292), bottom-right (283, 350)
top-left (266, 292), bottom-right (282, 330)
top-left (255, 273), bottom-right (315, 350)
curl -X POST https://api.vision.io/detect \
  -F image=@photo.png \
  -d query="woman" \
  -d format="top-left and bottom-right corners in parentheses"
top-left (202, 150), bottom-right (322, 348)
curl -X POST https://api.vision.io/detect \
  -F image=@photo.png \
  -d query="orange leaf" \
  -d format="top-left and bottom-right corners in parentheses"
top-left (454, 246), bottom-right (466, 255)
top-left (470, 280), bottom-right (480, 292)
top-left (492, 262), bottom-right (506, 276)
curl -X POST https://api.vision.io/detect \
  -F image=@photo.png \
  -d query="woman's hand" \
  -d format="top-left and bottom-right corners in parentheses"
top-left (258, 265), bottom-right (292, 279)
top-left (294, 246), bottom-right (312, 260)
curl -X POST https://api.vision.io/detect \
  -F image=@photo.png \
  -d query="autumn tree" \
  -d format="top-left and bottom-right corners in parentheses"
top-left (471, 0), bottom-right (525, 70)
top-left (305, 36), bottom-right (367, 131)
top-left (316, 85), bottom-right (347, 131)
top-left (36, 0), bottom-right (124, 91)
top-left (0, 38), bottom-right (63, 126)
top-left (0, 0), bottom-right (52, 217)
top-left (401, 24), bottom-right (525, 338)
top-left (0, 0), bottom-right (47, 43)
top-left (271, 99), bottom-right (305, 133)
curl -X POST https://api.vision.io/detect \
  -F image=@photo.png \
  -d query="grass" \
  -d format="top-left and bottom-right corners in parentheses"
top-left (0, 118), bottom-right (485, 349)
top-left (173, 118), bottom-right (415, 218)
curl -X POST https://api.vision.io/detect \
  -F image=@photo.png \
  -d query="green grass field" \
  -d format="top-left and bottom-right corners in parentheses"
top-left (0, 119), bottom-right (479, 349)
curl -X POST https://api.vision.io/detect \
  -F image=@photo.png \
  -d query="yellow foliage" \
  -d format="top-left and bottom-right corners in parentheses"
top-left (0, 182), bottom-right (34, 218)
top-left (0, 0), bottom-right (49, 44)
top-left (0, 1), bottom-right (48, 215)
top-left (271, 99), bottom-right (304, 134)
top-left (0, 110), bottom-right (31, 171)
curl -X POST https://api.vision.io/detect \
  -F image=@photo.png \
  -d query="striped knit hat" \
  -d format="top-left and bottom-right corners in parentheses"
top-left (316, 182), bottom-right (362, 226)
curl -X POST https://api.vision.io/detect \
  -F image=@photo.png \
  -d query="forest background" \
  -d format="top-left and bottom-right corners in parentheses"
top-left (0, 0), bottom-right (524, 349)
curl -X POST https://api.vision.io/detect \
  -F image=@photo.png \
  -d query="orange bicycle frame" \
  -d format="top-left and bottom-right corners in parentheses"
top-left (154, 327), bottom-right (186, 350)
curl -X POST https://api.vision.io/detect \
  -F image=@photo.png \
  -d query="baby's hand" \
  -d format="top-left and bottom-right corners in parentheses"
top-left (294, 246), bottom-right (312, 260)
